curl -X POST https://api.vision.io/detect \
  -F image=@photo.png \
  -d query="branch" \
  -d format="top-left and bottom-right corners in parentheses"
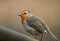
top-left (0, 26), bottom-right (39, 41)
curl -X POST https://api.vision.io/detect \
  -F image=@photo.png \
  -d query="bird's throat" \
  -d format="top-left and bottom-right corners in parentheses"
top-left (21, 17), bottom-right (27, 24)
top-left (21, 15), bottom-right (29, 24)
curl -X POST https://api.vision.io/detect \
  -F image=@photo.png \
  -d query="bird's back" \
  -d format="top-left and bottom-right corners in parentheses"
top-left (26, 16), bottom-right (59, 41)
top-left (26, 16), bottom-right (46, 33)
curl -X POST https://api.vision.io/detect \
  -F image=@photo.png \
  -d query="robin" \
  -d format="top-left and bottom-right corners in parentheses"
top-left (18, 10), bottom-right (58, 41)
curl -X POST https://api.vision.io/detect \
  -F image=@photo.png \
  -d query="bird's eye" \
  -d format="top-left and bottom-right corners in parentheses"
top-left (24, 13), bottom-right (26, 14)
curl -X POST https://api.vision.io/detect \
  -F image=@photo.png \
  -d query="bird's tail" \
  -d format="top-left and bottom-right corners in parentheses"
top-left (48, 31), bottom-right (58, 41)
top-left (45, 25), bottom-right (59, 41)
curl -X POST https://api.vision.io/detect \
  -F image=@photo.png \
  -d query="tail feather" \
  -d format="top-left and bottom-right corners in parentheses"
top-left (45, 25), bottom-right (59, 41)
top-left (49, 31), bottom-right (58, 41)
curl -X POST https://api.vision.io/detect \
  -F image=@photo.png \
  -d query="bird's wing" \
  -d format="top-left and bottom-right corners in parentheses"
top-left (26, 16), bottom-right (58, 41)
top-left (26, 16), bottom-right (46, 33)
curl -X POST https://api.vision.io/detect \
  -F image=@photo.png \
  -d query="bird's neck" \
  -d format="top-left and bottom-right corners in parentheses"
top-left (21, 17), bottom-right (28, 25)
top-left (22, 14), bottom-right (33, 25)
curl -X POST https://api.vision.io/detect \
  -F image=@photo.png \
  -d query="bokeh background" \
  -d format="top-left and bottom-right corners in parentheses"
top-left (0, 0), bottom-right (60, 41)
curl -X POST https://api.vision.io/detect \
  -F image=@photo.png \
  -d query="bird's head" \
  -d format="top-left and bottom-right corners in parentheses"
top-left (18, 10), bottom-right (33, 24)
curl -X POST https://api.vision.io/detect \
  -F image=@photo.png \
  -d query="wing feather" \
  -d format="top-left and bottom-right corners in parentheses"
top-left (26, 16), bottom-right (45, 33)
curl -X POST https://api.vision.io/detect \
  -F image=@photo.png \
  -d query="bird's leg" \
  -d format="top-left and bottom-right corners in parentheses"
top-left (40, 33), bottom-right (44, 41)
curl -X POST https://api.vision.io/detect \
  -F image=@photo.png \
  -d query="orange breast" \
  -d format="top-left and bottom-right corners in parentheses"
top-left (21, 14), bottom-right (29, 24)
top-left (22, 14), bottom-right (29, 20)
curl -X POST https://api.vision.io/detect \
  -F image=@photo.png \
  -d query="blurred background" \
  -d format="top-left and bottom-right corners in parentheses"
top-left (0, 0), bottom-right (60, 41)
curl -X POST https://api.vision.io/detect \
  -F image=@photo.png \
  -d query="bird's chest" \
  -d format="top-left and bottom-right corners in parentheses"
top-left (24, 21), bottom-right (41, 36)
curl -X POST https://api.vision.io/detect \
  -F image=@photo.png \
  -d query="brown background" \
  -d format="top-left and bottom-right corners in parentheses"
top-left (0, 0), bottom-right (60, 41)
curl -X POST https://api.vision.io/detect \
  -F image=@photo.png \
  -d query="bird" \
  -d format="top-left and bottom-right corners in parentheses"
top-left (18, 10), bottom-right (58, 41)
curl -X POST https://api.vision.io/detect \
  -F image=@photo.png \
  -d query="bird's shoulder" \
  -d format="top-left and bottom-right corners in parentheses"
top-left (27, 15), bottom-right (46, 28)
top-left (26, 16), bottom-right (45, 31)
top-left (26, 16), bottom-right (44, 25)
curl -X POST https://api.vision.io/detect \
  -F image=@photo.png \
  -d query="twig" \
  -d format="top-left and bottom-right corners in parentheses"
top-left (0, 26), bottom-right (39, 41)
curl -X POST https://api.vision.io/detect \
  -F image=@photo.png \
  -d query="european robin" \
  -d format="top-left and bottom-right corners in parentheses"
top-left (18, 10), bottom-right (58, 41)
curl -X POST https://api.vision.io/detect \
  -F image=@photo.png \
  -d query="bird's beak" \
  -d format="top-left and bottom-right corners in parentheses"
top-left (18, 14), bottom-right (21, 16)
